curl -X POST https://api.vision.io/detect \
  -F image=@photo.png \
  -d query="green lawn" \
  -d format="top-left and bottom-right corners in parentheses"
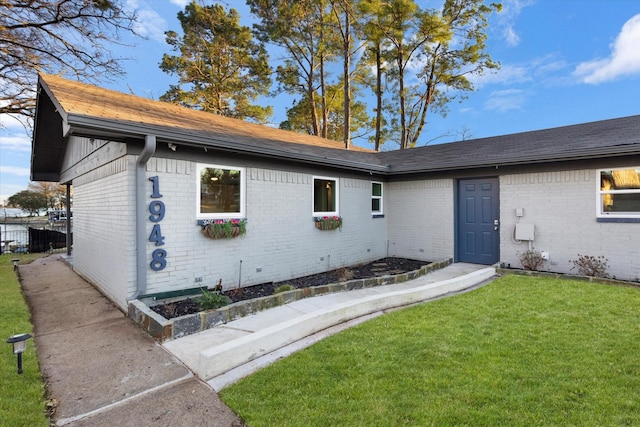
top-left (221, 275), bottom-right (640, 426)
top-left (0, 254), bottom-right (49, 427)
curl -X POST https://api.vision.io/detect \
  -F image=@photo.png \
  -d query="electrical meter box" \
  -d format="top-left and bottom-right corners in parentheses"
top-left (515, 223), bottom-right (535, 241)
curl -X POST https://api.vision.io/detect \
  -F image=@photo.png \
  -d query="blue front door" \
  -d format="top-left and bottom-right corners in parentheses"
top-left (457, 178), bottom-right (500, 265)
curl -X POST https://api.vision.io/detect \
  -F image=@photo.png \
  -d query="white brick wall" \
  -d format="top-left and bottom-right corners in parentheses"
top-left (72, 155), bottom-right (137, 306)
top-left (500, 170), bottom-right (640, 281)
top-left (387, 179), bottom-right (454, 262)
top-left (140, 161), bottom-right (389, 298)
top-left (68, 142), bottom-right (640, 310)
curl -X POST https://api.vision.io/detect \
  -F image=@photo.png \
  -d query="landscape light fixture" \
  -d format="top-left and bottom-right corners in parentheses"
top-left (6, 333), bottom-right (32, 374)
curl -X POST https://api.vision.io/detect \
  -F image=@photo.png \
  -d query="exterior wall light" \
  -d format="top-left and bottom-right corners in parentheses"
top-left (6, 333), bottom-right (32, 374)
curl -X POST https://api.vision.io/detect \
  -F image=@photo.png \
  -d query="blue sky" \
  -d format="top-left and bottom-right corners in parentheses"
top-left (1, 0), bottom-right (640, 203)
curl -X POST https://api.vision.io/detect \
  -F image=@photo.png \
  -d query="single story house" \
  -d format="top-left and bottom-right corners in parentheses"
top-left (31, 74), bottom-right (640, 311)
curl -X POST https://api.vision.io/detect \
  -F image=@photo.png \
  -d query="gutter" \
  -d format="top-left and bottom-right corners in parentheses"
top-left (130, 135), bottom-right (156, 300)
top-left (383, 145), bottom-right (640, 175)
top-left (65, 114), bottom-right (389, 174)
top-left (62, 114), bottom-right (640, 177)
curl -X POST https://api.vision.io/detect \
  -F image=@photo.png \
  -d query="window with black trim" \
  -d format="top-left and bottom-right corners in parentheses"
top-left (313, 176), bottom-right (339, 216)
top-left (197, 163), bottom-right (245, 218)
top-left (372, 182), bottom-right (383, 214)
top-left (598, 167), bottom-right (640, 218)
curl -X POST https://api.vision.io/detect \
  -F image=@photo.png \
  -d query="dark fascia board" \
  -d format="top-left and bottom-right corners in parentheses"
top-left (37, 77), bottom-right (70, 135)
top-left (386, 144), bottom-right (640, 174)
top-left (31, 79), bottom-right (68, 181)
top-left (64, 113), bottom-right (390, 174)
top-left (31, 171), bottom-right (62, 182)
top-left (62, 112), bottom-right (640, 177)
top-left (379, 114), bottom-right (640, 174)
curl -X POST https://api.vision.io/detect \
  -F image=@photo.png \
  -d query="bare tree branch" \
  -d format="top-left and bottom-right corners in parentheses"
top-left (0, 0), bottom-right (140, 123)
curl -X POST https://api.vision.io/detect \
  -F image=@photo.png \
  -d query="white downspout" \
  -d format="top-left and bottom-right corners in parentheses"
top-left (131, 135), bottom-right (156, 300)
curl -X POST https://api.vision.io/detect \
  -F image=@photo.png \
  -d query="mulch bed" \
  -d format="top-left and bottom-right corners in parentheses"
top-left (151, 257), bottom-right (427, 320)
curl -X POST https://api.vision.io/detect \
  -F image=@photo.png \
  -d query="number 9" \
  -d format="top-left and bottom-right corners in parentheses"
top-left (148, 200), bottom-right (165, 222)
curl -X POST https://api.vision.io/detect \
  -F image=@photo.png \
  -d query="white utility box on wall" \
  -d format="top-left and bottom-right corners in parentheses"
top-left (515, 223), bottom-right (535, 241)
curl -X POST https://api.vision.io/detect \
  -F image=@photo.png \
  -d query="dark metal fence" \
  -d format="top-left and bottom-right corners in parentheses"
top-left (0, 226), bottom-right (71, 254)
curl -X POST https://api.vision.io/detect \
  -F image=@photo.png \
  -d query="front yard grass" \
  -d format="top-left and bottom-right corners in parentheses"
top-left (0, 254), bottom-right (49, 427)
top-left (221, 275), bottom-right (640, 426)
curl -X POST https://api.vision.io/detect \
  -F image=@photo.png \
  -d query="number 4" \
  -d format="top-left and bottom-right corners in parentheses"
top-left (149, 224), bottom-right (165, 246)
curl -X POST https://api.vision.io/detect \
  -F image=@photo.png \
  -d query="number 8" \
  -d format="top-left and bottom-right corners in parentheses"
top-left (150, 249), bottom-right (167, 271)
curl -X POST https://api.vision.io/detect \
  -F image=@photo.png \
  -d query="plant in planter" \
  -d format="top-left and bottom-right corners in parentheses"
top-left (274, 284), bottom-right (295, 294)
top-left (197, 287), bottom-right (232, 310)
top-left (314, 215), bottom-right (343, 231)
top-left (201, 218), bottom-right (247, 239)
top-left (519, 249), bottom-right (545, 271)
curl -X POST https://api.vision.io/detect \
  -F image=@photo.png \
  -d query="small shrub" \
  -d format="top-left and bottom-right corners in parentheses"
top-left (274, 284), bottom-right (295, 294)
top-left (197, 288), bottom-right (232, 310)
top-left (519, 249), bottom-right (545, 271)
top-left (570, 254), bottom-right (610, 278)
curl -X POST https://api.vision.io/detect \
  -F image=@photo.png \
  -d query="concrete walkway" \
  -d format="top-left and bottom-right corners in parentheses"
top-left (162, 262), bottom-right (496, 391)
top-left (19, 255), bottom-right (244, 427)
top-left (19, 254), bottom-right (495, 425)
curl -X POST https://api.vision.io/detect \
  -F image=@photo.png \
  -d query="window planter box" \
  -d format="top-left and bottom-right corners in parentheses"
top-left (314, 216), bottom-right (342, 231)
top-left (200, 219), bottom-right (246, 239)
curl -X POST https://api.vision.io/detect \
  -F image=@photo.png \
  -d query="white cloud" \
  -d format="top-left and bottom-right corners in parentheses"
top-left (126, 0), bottom-right (168, 43)
top-left (0, 134), bottom-right (31, 153)
top-left (0, 166), bottom-right (31, 203)
top-left (168, 0), bottom-right (189, 7)
top-left (574, 13), bottom-right (640, 84)
top-left (534, 57), bottom-right (568, 76)
top-left (484, 89), bottom-right (526, 112)
top-left (0, 104), bottom-right (32, 130)
top-left (0, 180), bottom-right (31, 204)
top-left (470, 64), bottom-right (531, 88)
top-left (503, 26), bottom-right (520, 47)
top-left (470, 53), bottom-right (570, 90)
top-left (0, 166), bottom-right (30, 177)
top-left (495, 0), bottom-right (536, 47)
top-left (0, 115), bottom-right (31, 152)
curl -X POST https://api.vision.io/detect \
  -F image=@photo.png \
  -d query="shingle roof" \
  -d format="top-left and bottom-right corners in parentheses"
top-left (379, 115), bottom-right (640, 173)
top-left (31, 74), bottom-right (640, 182)
top-left (41, 73), bottom-right (375, 152)
top-left (31, 74), bottom-right (384, 181)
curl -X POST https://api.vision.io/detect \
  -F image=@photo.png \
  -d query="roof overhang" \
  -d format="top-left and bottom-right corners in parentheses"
top-left (30, 75), bottom-right (389, 180)
top-left (30, 74), bottom-right (640, 183)
top-left (31, 78), bottom-right (69, 181)
top-left (63, 114), bottom-right (390, 174)
top-left (385, 144), bottom-right (640, 175)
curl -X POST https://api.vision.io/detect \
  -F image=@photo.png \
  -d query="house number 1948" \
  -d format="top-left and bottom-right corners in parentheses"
top-left (148, 176), bottom-right (167, 271)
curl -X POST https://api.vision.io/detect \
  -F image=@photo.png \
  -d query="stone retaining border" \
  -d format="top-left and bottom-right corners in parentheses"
top-left (128, 258), bottom-right (452, 342)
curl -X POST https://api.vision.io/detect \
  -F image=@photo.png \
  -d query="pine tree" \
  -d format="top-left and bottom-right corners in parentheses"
top-left (160, 1), bottom-right (272, 123)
